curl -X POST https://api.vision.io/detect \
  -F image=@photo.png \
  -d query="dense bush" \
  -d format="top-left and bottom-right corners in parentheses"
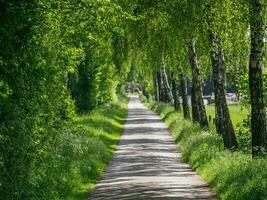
top-left (0, 1), bottom-right (74, 197)
top-left (147, 101), bottom-right (267, 200)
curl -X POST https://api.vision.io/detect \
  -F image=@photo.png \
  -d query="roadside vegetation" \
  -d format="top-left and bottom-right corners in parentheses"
top-left (1, 1), bottom-right (131, 199)
top-left (71, 96), bottom-right (128, 199)
top-left (1, 95), bottom-right (127, 200)
top-left (146, 101), bottom-right (267, 200)
top-left (1, 0), bottom-right (267, 199)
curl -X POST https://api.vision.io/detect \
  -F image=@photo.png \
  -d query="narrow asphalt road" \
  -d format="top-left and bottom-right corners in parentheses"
top-left (87, 96), bottom-right (217, 200)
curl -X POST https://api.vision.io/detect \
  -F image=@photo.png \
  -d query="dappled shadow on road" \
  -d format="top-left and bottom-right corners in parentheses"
top-left (88, 184), bottom-right (216, 200)
top-left (86, 96), bottom-right (217, 200)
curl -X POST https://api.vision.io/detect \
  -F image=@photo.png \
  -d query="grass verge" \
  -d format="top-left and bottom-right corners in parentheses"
top-left (71, 95), bottom-right (128, 199)
top-left (146, 101), bottom-right (267, 200)
top-left (32, 95), bottom-right (128, 200)
top-left (70, 95), bottom-right (128, 199)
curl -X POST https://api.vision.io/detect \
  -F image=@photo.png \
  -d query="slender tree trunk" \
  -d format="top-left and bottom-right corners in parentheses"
top-left (131, 81), bottom-right (134, 93)
top-left (171, 73), bottom-right (181, 111)
top-left (157, 71), bottom-right (165, 102)
top-left (191, 83), bottom-right (199, 122)
top-left (162, 70), bottom-right (169, 103)
top-left (249, 0), bottom-right (267, 156)
top-left (160, 70), bottom-right (168, 102)
top-left (161, 55), bottom-right (174, 104)
top-left (153, 73), bottom-right (159, 101)
top-left (188, 39), bottom-right (208, 127)
top-left (209, 34), bottom-right (238, 149)
top-left (179, 72), bottom-right (190, 119)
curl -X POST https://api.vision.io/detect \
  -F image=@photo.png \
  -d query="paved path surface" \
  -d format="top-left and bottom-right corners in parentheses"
top-left (87, 96), bottom-right (217, 200)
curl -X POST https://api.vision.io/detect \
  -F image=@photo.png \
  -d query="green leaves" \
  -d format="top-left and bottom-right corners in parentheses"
top-left (0, 80), bottom-right (12, 99)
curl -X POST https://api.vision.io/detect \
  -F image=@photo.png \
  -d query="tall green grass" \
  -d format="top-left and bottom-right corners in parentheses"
top-left (21, 96), bottom-right (128, 200)
top-left (147, 101), bottom-right (267, 200)
top-left (69, 96), bottom-right (128, 199)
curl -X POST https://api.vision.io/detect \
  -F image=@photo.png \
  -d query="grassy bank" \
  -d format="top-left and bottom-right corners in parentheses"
top-left (69, 95), bottom-right (128, 199)
top-left (20, 96), bottom-right (128, 200)
top-left (146, 101), bottom-right (267, 200)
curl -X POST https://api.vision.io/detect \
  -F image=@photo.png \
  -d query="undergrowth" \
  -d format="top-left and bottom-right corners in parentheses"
top-left (7, 95), bottom-right (128, 200)
top-left (68, 95), bottom-right (128, 199)
top-left (146, 101), bottom-right (267, 200)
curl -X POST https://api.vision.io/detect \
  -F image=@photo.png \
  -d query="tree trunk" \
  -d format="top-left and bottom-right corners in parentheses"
top-left (249, 0), bottom-right (267, 156)
top-left (160, 70), bottom-right (168, 102)
top-left (209, 34), bottom-right (238, 149)
top-left (153, 73), bottom-right (159, 101)
top-left (171, 74), bottom-right (181, 111)
top-left (179, 72), bottom-right (190, 119)
top-left (162, 70), bottom-right (169, 103)
top-left (157, 72), bottom-right (164, 102)
top-left (188, 39), bottom-right (208, 127)
top-left (191, 83), bottom-right (199, 122)
top-left (131, 81), bottom-right (134, 93)
top-left (161, 55), bottom-right (174, 104)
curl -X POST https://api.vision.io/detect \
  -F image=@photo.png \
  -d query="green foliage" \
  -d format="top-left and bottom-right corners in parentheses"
top-left (1, 0), bottom-right (266, 198)
top-left (236, 73), bottom-right (267, 105)
top-left (139, 94), bottom-right (148, 103)
top-left (1, 1), bottom-right (75, 198)
top-left (147, 101), bottom-right (267, 200)
top-left (74, 46), bottom-right (117, 112)
top-left (0, 96), bottom-right (127, 199)
top-left (0, 0), bottom-right (129, 199)
top-left (236, 115), bottom-right (251, 152)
